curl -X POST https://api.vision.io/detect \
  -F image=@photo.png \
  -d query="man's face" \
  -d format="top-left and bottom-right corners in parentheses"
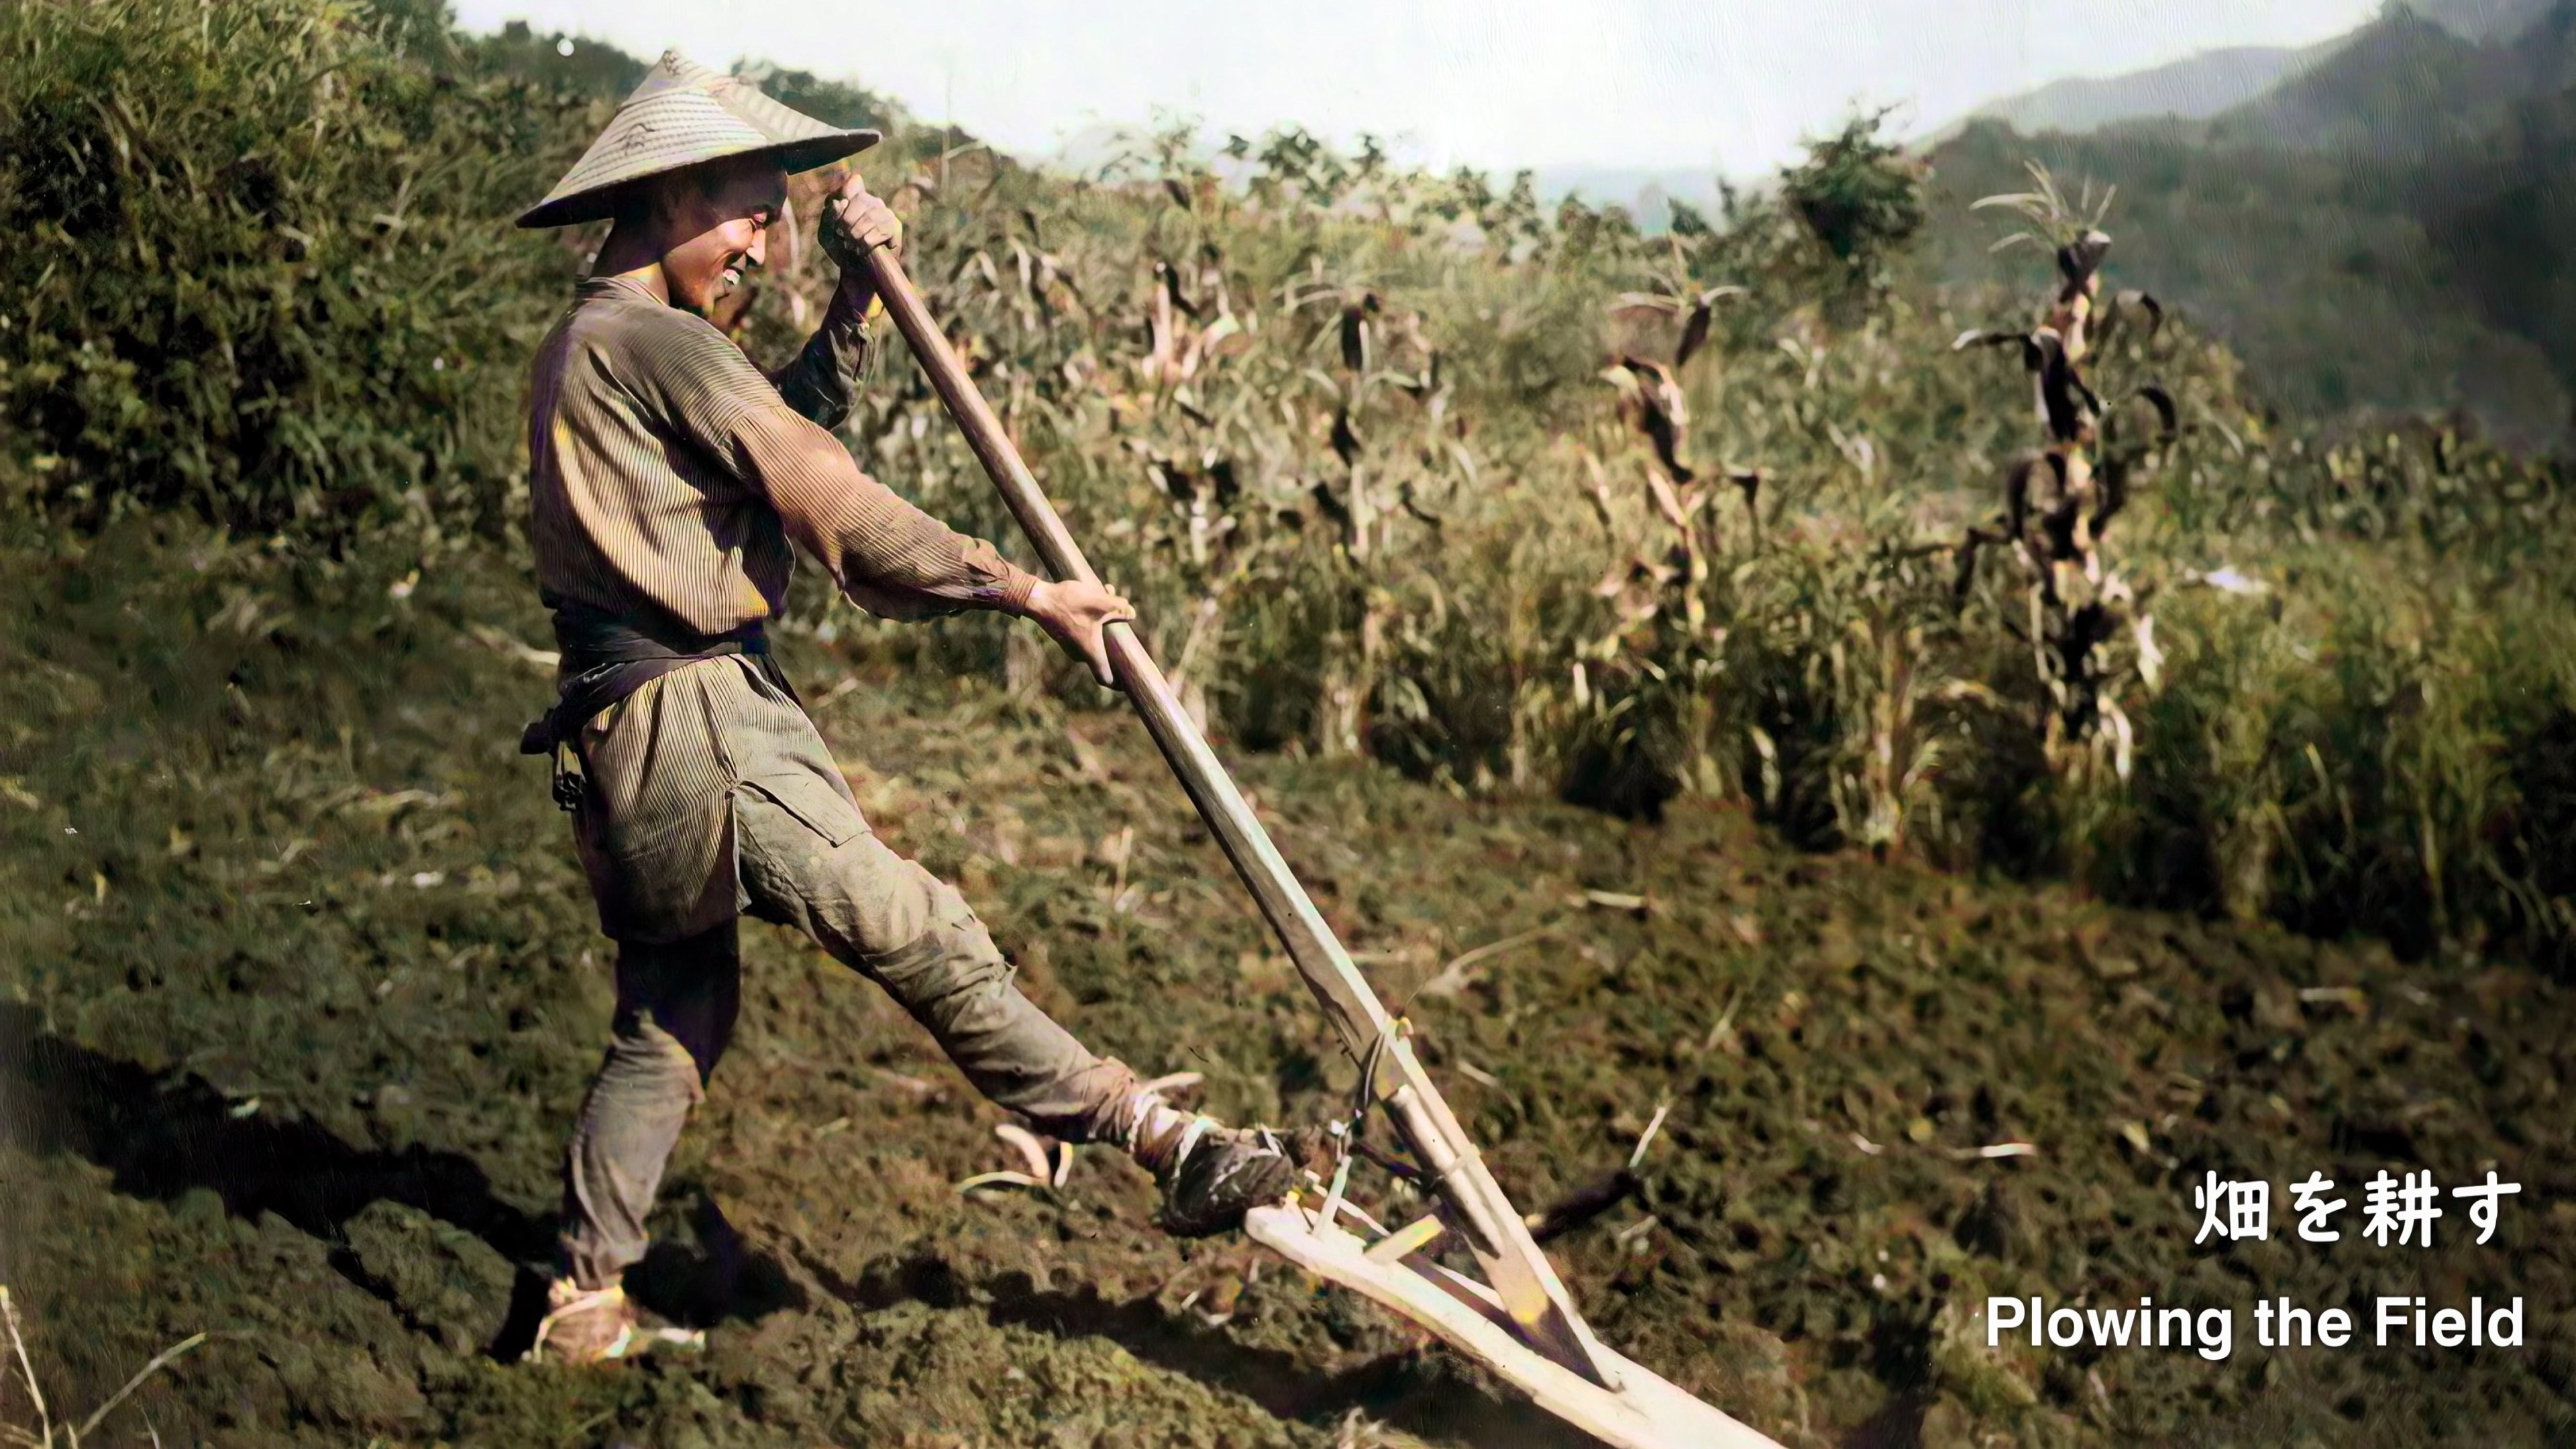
top-left (655, 160), bottom-right (790, 316)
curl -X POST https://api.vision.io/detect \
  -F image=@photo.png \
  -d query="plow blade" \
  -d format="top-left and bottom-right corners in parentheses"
top-left (865, 244), bottom-right (1785, 1449)
top-left (1248, 1203), bottom-right (1778, 1449)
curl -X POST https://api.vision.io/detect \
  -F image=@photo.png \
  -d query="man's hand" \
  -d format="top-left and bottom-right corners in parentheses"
top-left (832, 172), bottom-right (904, 256)
top-left (1023, 578), bottom-right (1135, 688)
top-left (821, 174), bottom-right (904, 317)
top-left (822, 175), bottom-right (901, 268)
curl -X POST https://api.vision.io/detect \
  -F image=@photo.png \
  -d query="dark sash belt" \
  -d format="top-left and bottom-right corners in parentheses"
top-left (518, 600), bottom-right (776, 810)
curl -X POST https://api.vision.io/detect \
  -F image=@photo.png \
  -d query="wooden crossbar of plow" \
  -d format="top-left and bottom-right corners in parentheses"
top-left (863, 243), bottom-right (1784, 1449)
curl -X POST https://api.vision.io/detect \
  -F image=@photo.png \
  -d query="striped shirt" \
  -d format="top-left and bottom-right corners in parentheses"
top-left (527, 274), bottom-right (1038, 637)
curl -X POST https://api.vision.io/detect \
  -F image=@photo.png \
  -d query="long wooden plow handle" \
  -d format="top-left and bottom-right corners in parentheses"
top-left (861, 246), bottom-right (1609, 1386)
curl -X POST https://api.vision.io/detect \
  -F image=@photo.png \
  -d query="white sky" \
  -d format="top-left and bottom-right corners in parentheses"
top-left (451, 0), bottom-right (2383, 176)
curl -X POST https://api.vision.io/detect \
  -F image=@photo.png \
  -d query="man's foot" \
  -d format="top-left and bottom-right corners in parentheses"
top-left (524, 1279), bottom-right (708, 1365)
top-left (1144, 1117), bottom-right (1299, 1238)
top-left (527, 1279), bottom-right (637, 1365)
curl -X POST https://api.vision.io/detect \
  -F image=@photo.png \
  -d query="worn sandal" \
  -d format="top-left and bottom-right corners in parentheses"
top-left (525, 1280), bottom-right (705, 1366)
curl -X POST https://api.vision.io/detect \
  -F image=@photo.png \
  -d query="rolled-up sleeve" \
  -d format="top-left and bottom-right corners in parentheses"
top-left (638, 315), bottom-right (1039, 622)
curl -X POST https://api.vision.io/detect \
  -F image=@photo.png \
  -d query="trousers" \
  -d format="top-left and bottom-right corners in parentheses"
top-left (555, 659), bottom-right (1140, 1288)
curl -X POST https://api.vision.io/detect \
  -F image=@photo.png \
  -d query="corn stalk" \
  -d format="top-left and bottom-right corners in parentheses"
top-left (1952, 164), bottom-right (2176, 787)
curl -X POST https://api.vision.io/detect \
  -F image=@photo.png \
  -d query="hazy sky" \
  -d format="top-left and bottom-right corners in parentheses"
top-left (451, 0), bottom-right (2384, 176)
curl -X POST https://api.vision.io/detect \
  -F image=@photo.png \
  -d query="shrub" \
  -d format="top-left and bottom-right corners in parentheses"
top-left (0, 0), bottom-right (587, 549)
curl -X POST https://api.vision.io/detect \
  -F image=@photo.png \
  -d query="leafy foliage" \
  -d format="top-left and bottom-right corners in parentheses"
top-left (0, 0), bottom-right (602, 548)
top-left (1780, 109), bottom-right (1927, 294)
top-left (0, 0), bottom-right (2569, 970)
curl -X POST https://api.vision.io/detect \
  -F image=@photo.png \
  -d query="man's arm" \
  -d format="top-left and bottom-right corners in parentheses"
top-left (747, 415), bottom-right (1039, 622)
top-left (749, 413), bottom-right (1137, 682)
top-left (766, 178), bottom-right (904, 429)
top-left (641, 316), bottom-right (1137, 682)
top-left (765, 280), bottom-right (872, 429)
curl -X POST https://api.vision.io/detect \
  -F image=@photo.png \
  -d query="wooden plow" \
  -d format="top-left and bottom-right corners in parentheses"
top-left (864, 246), bottom-right (1781, 1449)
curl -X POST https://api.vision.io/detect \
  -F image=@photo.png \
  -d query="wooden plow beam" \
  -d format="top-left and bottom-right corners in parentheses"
top-left (864, 246), bottom-right (1780, 1449)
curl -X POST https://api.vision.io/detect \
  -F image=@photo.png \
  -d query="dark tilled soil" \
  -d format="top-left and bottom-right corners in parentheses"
top-left (2, 531), bottom-right (2570, 1448)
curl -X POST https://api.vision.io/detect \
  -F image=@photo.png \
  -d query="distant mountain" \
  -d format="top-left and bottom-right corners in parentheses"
top-left (1918, 1), bottom-right (2576, 449)
top-left (1529, 166), bottom-right (1723, 226)
top-left (1941, 44), bottom-right (2323, 140)
top-left (2212, 7), bottom-right (2518, 153)
top-left (2417, 0), bottom-right (2563, 40)
top-left (1040, 126), bottom-right (1732, 231)
top-left (1931, 0), bottom-right (2557, 144)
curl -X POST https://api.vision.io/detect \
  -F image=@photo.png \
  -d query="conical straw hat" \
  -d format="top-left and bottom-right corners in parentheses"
top-left (517, 50), bottom-right (881, 229)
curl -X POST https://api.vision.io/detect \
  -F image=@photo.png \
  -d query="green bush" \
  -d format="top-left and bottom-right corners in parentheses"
top-left (0, 0), bottom-right (586, 548)
top-left (1780, 108), bottom-right (1926, 302)
top-left (2104, 533), bottom-right (2576, 963)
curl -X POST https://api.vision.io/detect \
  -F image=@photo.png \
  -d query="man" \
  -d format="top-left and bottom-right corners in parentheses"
top-left (512, 52), bottom-right (1295, 1364)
